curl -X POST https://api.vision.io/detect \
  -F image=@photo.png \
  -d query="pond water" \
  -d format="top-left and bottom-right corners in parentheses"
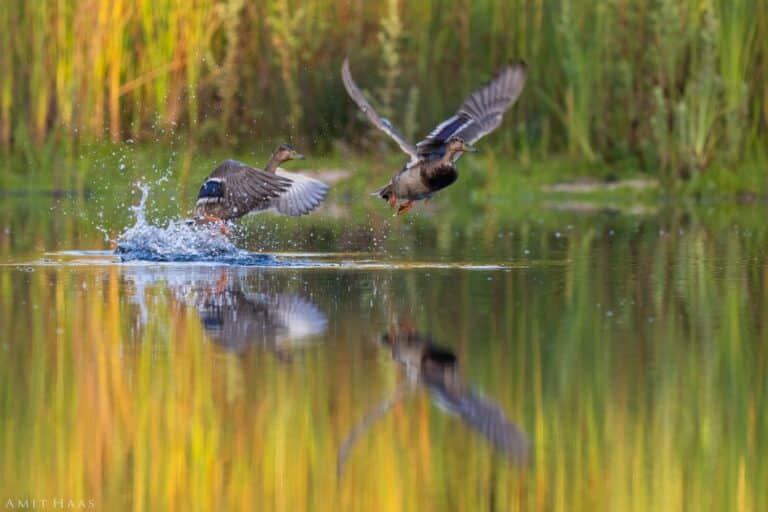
top-left (0, 191), bottom-right (766, 511)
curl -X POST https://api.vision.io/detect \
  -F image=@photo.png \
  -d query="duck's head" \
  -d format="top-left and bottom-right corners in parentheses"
top-left (446, 136), bottom-right (478, 155)
top-left (273, 143), bottom-right (306, 163)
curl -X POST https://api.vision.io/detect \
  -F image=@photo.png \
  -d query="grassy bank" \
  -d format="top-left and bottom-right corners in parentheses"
top-left (2, 138), bottom-right (766, 209)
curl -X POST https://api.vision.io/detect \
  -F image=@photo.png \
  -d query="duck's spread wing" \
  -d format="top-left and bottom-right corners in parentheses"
top-left (425, 381), bottom-right (531, 464)
top-left (272, 169), bottom-right (330, 216)
top-left (267, 294), bottom-right (329, 342)
top-left (416, 62), bottom-right (527, 156)
top-left (240, 293), bottom-right (328, 344)
top-left (342, 58), bottom-right (418, 163)
top-left (197, 160), bottom-right (291, 215)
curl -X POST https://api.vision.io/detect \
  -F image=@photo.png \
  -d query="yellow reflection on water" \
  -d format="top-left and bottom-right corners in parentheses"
top-left (0, 232), bottom-right (766, 511)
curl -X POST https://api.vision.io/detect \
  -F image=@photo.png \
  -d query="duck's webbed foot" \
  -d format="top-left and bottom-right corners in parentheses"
top-left (396, 200), bottom-right (414, 216)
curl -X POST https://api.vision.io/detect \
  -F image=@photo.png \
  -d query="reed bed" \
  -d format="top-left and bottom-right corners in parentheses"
top-left (0, 0), bottom-right (766, 185)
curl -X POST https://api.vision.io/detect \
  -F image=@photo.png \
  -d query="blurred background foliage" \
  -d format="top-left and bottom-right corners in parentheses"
top-left (0, 0), bottom-right (766, 189)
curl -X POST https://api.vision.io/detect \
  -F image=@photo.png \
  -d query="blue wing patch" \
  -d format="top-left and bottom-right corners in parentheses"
top-left (198, 179), bottom-right (224, 199)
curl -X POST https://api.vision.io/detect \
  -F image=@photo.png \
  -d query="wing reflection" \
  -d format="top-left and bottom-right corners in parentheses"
top-left (338, 322), bottom-right (529, 476)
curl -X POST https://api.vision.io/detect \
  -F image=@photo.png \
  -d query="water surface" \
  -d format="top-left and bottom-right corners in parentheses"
top-left (0, 193), bottom-right (766, 511)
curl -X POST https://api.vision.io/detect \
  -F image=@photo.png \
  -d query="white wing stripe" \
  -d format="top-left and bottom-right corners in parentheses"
top-left (423, 116), bottom-right (473, 142)
top-left (424, 115), bottom-right (459, 139)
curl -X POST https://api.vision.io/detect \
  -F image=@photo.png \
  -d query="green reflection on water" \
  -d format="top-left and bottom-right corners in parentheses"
top-left (0, 191), bottom-right (767, 511)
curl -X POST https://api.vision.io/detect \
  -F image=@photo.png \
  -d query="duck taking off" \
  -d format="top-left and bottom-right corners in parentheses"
top-left (194, 144), bottom-right (329, 229)
top-left (341, 58), bottom-right (526, 214)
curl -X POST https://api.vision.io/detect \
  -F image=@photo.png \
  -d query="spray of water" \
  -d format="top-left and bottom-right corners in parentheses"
top-left (114, 182), bottom-right (243, 262)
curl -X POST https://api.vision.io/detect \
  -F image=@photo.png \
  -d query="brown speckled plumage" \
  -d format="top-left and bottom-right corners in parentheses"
top-left (194, 144), bottom-right (329, 222)
top-left (342, 57), bottom-right (526, 214)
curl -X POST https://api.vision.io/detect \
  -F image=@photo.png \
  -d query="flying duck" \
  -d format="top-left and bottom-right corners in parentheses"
top-left (341, 58), bottom-right (527, 214)
top-left (194, 144), bottom-right (329, 230)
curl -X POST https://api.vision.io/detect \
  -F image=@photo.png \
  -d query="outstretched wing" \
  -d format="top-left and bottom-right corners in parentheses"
top-left (271, 169), bottom-right (330, 216)
top-left (341, 57), bottom-right (418, 164)
top-left (196, 160), bottom-right (291, 218)
top-left (416, 62), bottom-right (527, 158)
top-left (425, 381), bottom-right (531, 464)
top-left (265, 293), bottom-right (329, 342)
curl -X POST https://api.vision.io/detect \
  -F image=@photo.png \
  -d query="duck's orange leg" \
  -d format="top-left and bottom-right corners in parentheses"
top-left (396, 200), bottom-right (414, 215)
top-left (398, 317), bottom-right (416, 335)
top-left (204, 215), bottom-right (229, 236)
top-left (389, 193), bottom-right (397, 209)
top-left (214, 271), bottom-right (229, 293)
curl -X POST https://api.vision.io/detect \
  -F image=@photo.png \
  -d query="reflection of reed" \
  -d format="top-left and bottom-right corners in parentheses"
top-left (3, 223), bottom-right (768, 510)
top-left (338, 322), bottom-right (530, 477)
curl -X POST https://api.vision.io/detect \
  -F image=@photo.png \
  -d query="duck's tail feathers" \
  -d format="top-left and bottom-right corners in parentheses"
top-left (374, 184), bottom-right (394, 201)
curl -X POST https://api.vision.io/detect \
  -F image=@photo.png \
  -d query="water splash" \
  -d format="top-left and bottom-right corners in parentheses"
top-left (114, 182), bottom-right (244, 262)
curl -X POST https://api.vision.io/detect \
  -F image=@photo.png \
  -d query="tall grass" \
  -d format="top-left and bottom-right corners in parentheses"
top-left (0, 0), bottom-right (766, 183)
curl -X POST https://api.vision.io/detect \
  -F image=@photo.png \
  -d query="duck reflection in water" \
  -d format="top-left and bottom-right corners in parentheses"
top-left (197, 284), bottom-right (327, 361)
top-left (338, 321), bottom-right (530, 476)
top-left (124, 268), bottom-right (327, 360)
